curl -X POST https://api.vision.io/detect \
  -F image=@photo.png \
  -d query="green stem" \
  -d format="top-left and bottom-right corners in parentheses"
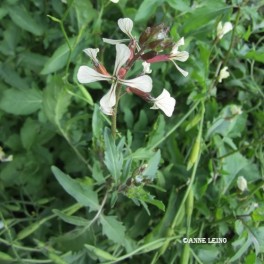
top-left (150, 100), bottom-right (200, 150)
top-left (111, 84), bottom-right (122, 139)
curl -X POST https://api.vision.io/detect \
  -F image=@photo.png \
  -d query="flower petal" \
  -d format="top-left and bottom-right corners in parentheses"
top-left (150, 89), bottom-right (176, 117)
top-left (171, 37), bottom-right (185, 53)
top-left (170, 51), bottom-right (189, 62)
top-left (170, 60), bottom-right (188, 77)
top-left (77, 66), bottom-right (111, 83)
top-left (142, 61), bottom-right (152, 74)
top-left (118, 18), bottom-right (134, 39)
top-left (103, 38), bottom-right (130, 45)
top-left (120, 75), bottom-right (152, 92)
top-left (218, 66), bottom-right (230, 82)
top-left (217, 21), bottom-right (233, 39)
top-left (83, 48), bottom-right (99, 64)
top-left (99, 82), bottom-right (117, 115)
top-left (113, 44), bottom-right (131, 75)
top-left (222, 22), bottom-right (233, 35)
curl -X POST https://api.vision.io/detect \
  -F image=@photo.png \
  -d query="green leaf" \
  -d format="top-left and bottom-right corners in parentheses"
top-left (100, 215), bottom-right (126, 244)
top-left (206, 105), bottom-right (246, 138)
top-left (84, 244), bottom-right (117, 261)
top-left (53, 209), bottom-right (90, 226)
top-left (41, 38), bottom-right (76, 75)
top-left (104, 128), bottom-right (123, 183)
top-left (0, 88), bottom-right (42, 115)
top-left (0, 251), bottom-right (14, 260)
top-left (51, 166), bottom-right (100, 211)
top-left (126, 185), bottom-right (165, 211)
top-left (230, 236), bottom-right (251, 262)
top-left (244, 47), bottom-right (264, 63)
top-left (127, 148), bottom-right (154, 160)
top-left (183, 3), bottom-right (231, 33)
top-left (73, 0), bottom-right (97, 29)
top-left (196, 245), bottom-right (221, 264)
top-left (20, 118), bottom-right (40, 150)
top-left (135, 0), bottom-right (164, 22)
top-left (7, 5), bottom-right (43, 36)
top-left (142, 150), bottom-right (161, 181)
top-left (147, 115), bottom-right (165, 148)
top-left (165, 0), bottom-right (191, 12)
top-left (42, 76), bottom-right (71, 126)
top-left (92, 104), bottom-right (103, 139)
top-left (0, 63), bottom-right (28, 90)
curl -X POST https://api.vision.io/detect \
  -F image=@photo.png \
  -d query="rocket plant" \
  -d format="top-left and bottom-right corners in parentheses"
top-left (77, 18), bottom-right (189, 138)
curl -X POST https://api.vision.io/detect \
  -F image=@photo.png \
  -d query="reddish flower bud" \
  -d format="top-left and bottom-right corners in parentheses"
top-left (146, 54), bottom-right (170, 63)
top-left (118, 67), bottom-right (127, 79)
top-left (96, 64), bottom-right (111, 76)
top-left (126, 87), bottom-right (151, 101)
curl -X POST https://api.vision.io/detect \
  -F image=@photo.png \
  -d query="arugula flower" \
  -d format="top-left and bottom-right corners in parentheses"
top-left (150, 89), bottom-right (176, 117)
top-left (77, 44), bottom-right (152, 115)
top-left (217, 21), bottom-right (233, 39)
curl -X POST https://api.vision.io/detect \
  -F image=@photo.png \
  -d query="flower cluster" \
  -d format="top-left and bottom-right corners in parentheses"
top-left (77, 18), bottom-right (189, 117)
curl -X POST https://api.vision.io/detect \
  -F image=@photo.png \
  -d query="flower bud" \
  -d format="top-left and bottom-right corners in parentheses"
top-left (237, 176), bottom-right (247, 192)
top-left (139, 24), bottom-right (172, 51)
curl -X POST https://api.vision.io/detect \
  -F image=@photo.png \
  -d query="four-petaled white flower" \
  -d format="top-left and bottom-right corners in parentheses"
top-left (150, 89), bottom-right (176, 117)
top-left (217, 22), bottom-right (233, 40)
top-left (77, 44), bottom-right (152, 115)
top-left (169, 37), bottom-right (189, 77)
top-left (218, 66), bottom-right (230, 83)
top-left (103, 18), bottom-right (134, 45)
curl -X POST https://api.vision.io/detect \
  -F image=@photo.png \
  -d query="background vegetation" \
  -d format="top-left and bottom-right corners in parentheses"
top-left (0, 0), bottom-right (263, 263)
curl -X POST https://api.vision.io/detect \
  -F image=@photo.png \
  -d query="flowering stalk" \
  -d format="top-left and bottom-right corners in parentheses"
top-left (77, 18), bottom-right (189, 138)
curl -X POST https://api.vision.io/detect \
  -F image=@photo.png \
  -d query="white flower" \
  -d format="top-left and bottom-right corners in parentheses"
top-left (103, 18), bottom-right (134, 45)
top-left (169, 37), bottom-right (189, 77)
top-left (237, 176), bottom-right (247, 192)
top-left (110, 0), bottom-right (119, 3)
top-left (150, 89), bottom-right (176, 117)
top-left (218, 66), bottom-right (230, 83)
top-left (142, 61), bottom-right (152, 74)
top-left (217, 22), bottom-right (233, 39)
top-left (77, 44), bottom-right (152, 115)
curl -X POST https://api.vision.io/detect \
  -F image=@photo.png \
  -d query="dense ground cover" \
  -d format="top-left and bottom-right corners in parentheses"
top-left (0, 0), bottom-right (264, 263)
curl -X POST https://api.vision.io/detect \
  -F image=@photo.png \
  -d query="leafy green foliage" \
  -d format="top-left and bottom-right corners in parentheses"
top-left (0, 0), bottom-right (263, 263)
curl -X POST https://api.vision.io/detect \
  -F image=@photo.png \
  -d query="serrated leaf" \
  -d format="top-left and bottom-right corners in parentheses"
top-left (100, 215), bottom-right (125, 244)
top-left (0, 88), bottom-right (42, 115)
top-left (51, 166), bottom-right (99, 211)
top-left (53, 209), bottom-right (90, 226)
top-left (8, 5), bottom-right (43, 36)
top-left (104, 128), bottom-right (123, 183)
top-left (84, 244), bottom-right (117, 261)
top-left (42, 77), bottom-right (71, 126)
